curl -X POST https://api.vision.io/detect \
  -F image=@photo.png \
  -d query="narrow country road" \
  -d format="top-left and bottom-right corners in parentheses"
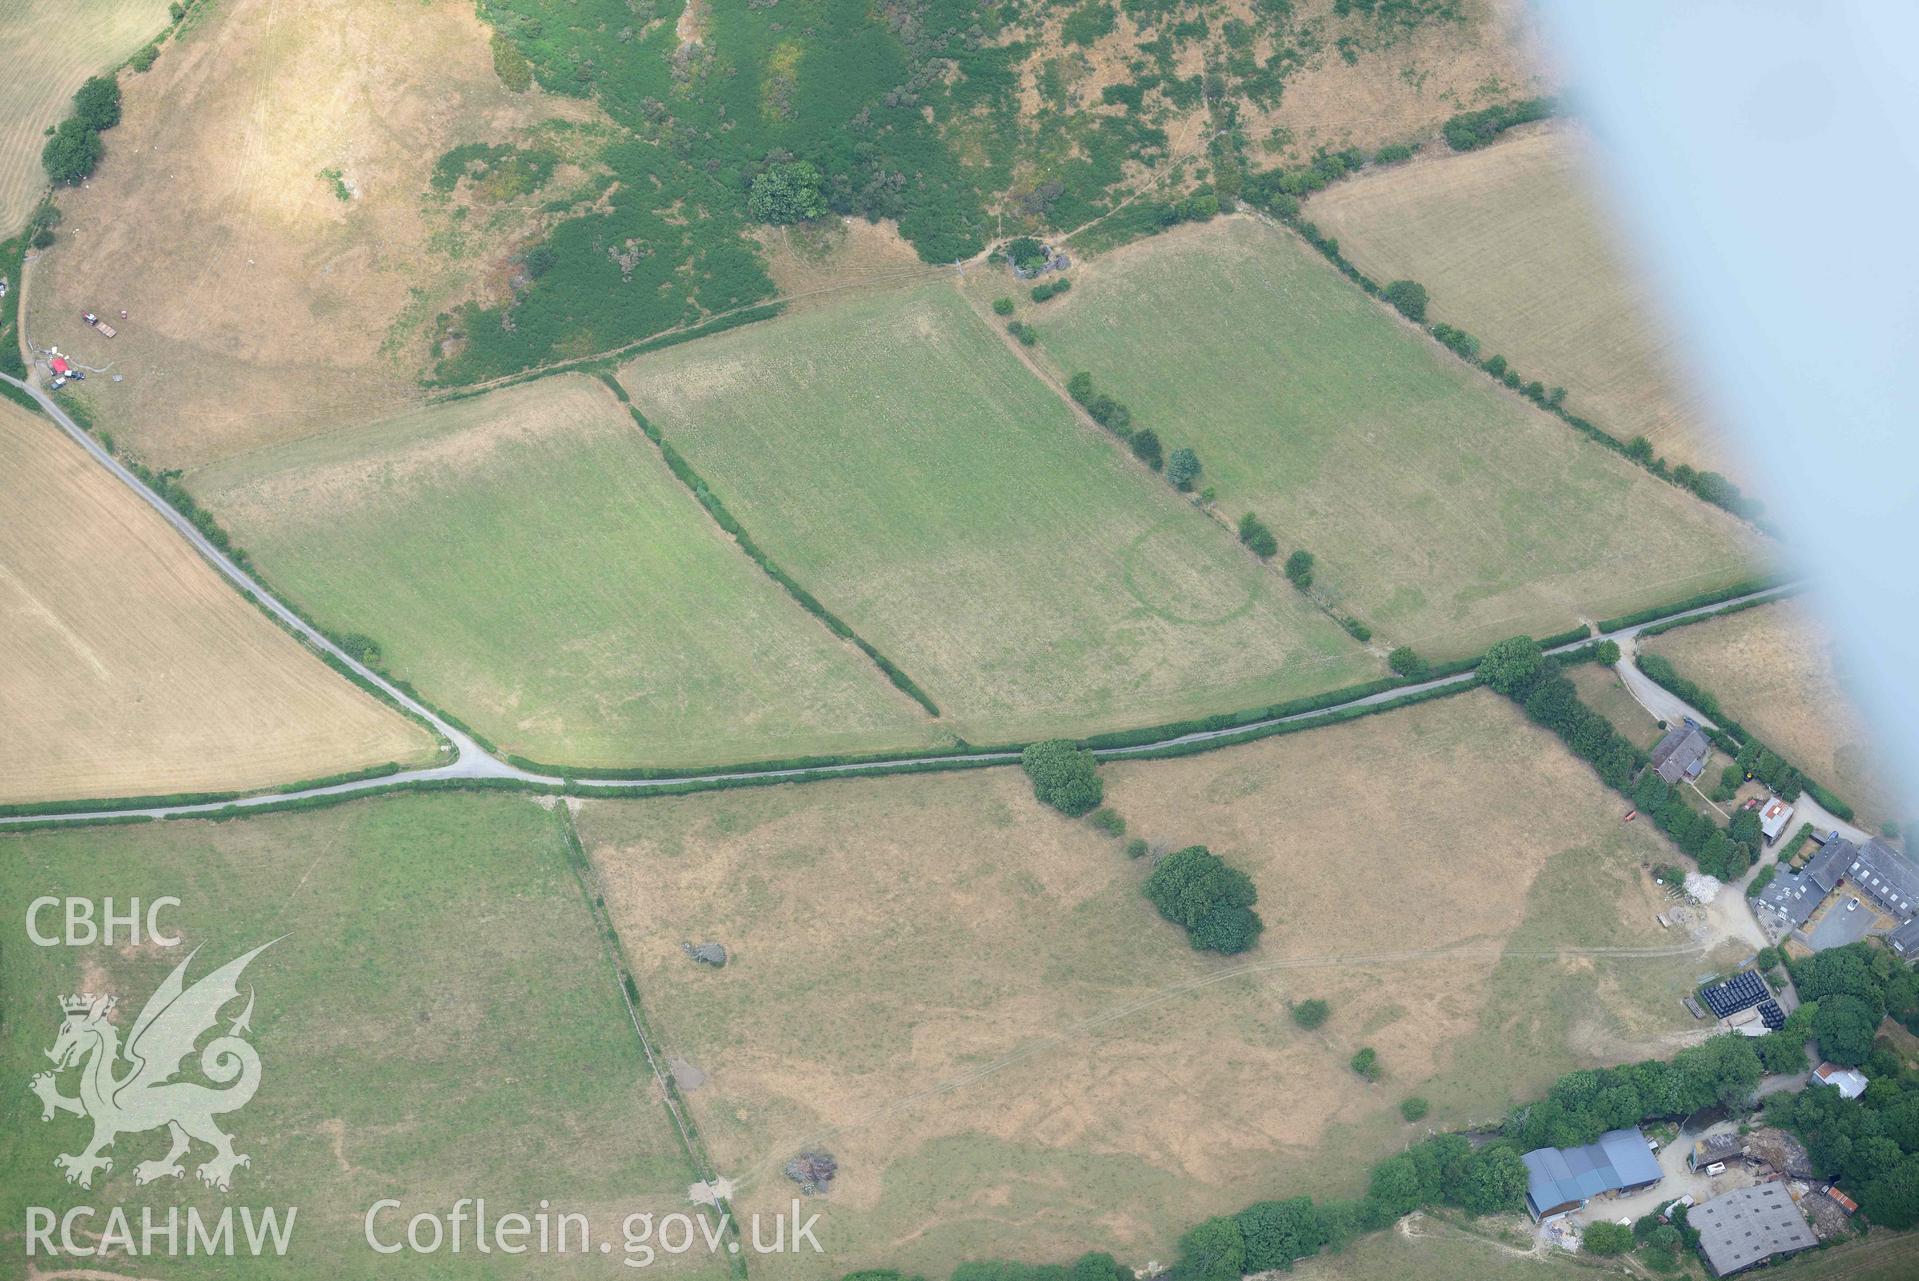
top-left (0, 366), bottom-right (1799, 827)
top-left (1616, 634), bottom-right (1868, 846)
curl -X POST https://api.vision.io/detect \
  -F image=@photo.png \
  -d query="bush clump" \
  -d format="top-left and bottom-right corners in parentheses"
top-left (1399, 1096), bottom-right (1430, 1122)
top-left (1143, 845), bottom-right (1264, 954)
top-left (991, 296), bottom-right (1014, 316)
top-left (1382, 279), bottom-right (1428, 323)
top-left (1290, 999), bottom-right (1330, 1029)
top-left (1387, 647), bottom-right (1428, 679)
top-left (1020, 739), bottom-right (1103, 817)
top-left (1350, 1046), bottom-right (1381, 1081)
top-left (1088, 807), bottom-right (1126, 837)
top-left (1284, 549), bottom-right (1315, 590)
top-left (1238, 512), bottom-right (1278, 558)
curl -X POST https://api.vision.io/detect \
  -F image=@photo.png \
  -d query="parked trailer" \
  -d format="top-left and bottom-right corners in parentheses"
top-left (82, 311), bottom-right (117, 338)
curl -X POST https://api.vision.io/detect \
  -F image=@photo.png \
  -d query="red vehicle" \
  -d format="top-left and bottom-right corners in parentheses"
top-left (1623, 809), bottom-right (1638, 823)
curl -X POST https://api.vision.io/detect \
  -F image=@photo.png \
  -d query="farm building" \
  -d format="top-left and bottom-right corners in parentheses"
top-left (1690, 1183), bottom-right (1817, 1276)
top-left (1838, 836), bottom-right (1919, 918)
top-left (48, 355), bottom-right (72, 378)
top-left (1699, 970), bottom-right (1769, 1020)
top-left (1690, 1132), bottom-right (1748, 1171)
top-left (1758, 797), bottom-right (1795, 844)
top-left (1811, 1062), bottom-right (1868, 1100)
top-left (1890, 914), bottom-right (1919, 958)
top-left (1521, 1126), bottom-right (1663, 1220)
top-left (1755, 837), bottom-right (1856, 931)
top-left (1650, 722), bottom-right (1710, 784)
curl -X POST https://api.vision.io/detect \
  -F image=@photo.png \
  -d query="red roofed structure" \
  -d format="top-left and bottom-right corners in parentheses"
top-left (49, 356), bottom-right (71, 376)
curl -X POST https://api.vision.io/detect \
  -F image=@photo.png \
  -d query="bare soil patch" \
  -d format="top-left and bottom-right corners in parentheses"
top-left (29, 0), bottom-right (595, 469)
top-left (1645, 601), bottom-right (1907, 829)
top-left (0, 398), bottom-right (436, 804)
top-left (578, 690), bottom-right (1700, 1277)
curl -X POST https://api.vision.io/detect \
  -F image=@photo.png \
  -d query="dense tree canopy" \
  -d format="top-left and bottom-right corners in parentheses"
top-left (1018, 740), bottom-right (1102, 817)
top-left (748, 160), bottom-right (828, 224)
top-left (1143, 846), bottom-right (1263, 954)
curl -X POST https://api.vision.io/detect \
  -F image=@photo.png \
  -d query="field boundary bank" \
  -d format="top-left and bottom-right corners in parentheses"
top-left (593, 373), bottom-right (942, 719)
top-left (554, 806), bottom-right (748, 1277)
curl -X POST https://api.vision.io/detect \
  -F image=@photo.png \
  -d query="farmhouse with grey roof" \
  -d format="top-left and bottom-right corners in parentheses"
top-left (1650, 722), bottom-right (1711, 785)
top-left (1756, 836), bottom-right (1863, 932)
top-left (1690, 1183), bottom-right (1816, 1276)
top-left (1521, 1127), bottom-right (1663, 1220)
top-left (1891, 915), bottom-right (1919, 958)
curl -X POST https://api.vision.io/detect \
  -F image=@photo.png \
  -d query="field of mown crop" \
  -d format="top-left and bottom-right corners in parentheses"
top-left (194, 375), bottom-right (939, 769)
top-left (579, 690), bottom-right (1706, 1278)
top-left (1645, 601), bottom-right (1907, 829)
top-left (0, 398), bottom-right (437, 804)
top-left (619, 283), bottom-right (1376, 746)
top-left (1030, 216), bottom-right (1760, 660)
top-left (1303, 125), bottom-right (1741, 483)
top-left (0, 793), bottom-right (726, 1279)
top-left (0, 0), bottom-right (170, 234)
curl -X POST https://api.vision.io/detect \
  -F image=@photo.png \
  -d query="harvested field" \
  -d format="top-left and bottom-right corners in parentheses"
top-left (193, 374), bottom-right (938, 769)
top-left (0, 793), bottom-right (724, 1278)
top-left (618, 283), bottom-right (1375, 746)
top-left (30, 0), bottom-right (595, 469)
top-left (0, 0), bottom-right (170, 235)
top-left (0, 398), bottom-right (435, 804)
top-left (1645, 601), bottom-right (1907, 829)
top-left (579, 690), bottom-right (1705, 1277)
top-left (1029, 216), bottom-right (1761, 659)
top-left (1304, 124), bottom-right (1742, 483)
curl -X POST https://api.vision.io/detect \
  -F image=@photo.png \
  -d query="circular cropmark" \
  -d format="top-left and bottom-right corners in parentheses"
top-left (1122, 517), bottom-right (1263, 626)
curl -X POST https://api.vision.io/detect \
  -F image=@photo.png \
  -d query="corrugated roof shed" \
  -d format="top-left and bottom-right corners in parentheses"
top-left (1692, 1183), bottom-right (1816, 1275)
top-left (1522, 1127), bottom-right (1663, 1218)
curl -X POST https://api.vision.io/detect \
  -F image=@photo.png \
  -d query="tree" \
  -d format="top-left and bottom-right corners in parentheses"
top-left (1350, 1046), bottom-right (1381, 1081)
top-left (1238, 512), bottom-right (1278, 559)
top-left (1130, 428), bottom-right (1163, 470)
top-left (1143, 846), bottom-right (1264, 955)
top-left (747, 160), bottom-right (827, 224)
top-left (1583, 1222), bottom-right (1633, 1255)
top-left (1291, 999), bottom-right (1330, 1029)
top-left (42, 118), bottom-right (102, 185)
top-left (1479, 636), bottom-right (1545, 697)
top-left (1071, 1253), bottom-right (1128, 1281)
top-left (1865, 1153), bottom-right (1919, 1230)
top-left (1367, 1154), bottom-right (1427, 1215)
top-left (1171, 1215), bottom-right (1244, 1281)
top-left (1382, 279), bottom-right (1428, 323)
top-left (1019, 739), bottom-right (1102, 817)
top-left (1387, 647), bottom-right (1427, 679)
top-left (1456, 1146), bottom-right (1527, 1214)
top-left (71, 76), bottom-right (123, 132)
top-left (1400, 1096), bottom-right (1430, 1122)
top-left (1236, 1198), bottom-right (1327, 1271)
top-left (992, 297), bottom-right (1015, 316)
top-left (1167, 447), bottom-right (1202, 491)
top-left (1594, 639), bottom-right (1621, 664)
top-left (1284, 549), bottom-right (1314, 589)
top-left (1812, 994), bottom-right (1879, 1067)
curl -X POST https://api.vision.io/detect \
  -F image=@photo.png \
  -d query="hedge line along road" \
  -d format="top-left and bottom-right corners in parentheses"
top-left (0, 368), bottom-right (1797, 827)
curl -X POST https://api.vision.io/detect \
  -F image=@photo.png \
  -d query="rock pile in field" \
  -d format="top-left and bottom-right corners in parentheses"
top-left (681, 941), bottom-right (728, 967)
top-left (784, 1150), bottom-right (837, 1195)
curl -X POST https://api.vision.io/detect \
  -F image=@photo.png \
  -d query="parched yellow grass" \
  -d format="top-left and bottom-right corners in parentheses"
top-left (0, 399), bottom-right (437, 804)
top-left (0, 0), bottom-right (171, 235)
top-left (1645, 601), bottom-right (1908, 830)
top-left (31, 0), bottom-right (593, 469)
top-left (1304, 124), bottom-right (1744, 483)
top-left (580, 691), bottom-right (1703, 1277)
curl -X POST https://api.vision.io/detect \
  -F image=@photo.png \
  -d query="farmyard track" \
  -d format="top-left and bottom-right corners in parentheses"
top-left (0, 368), bottom-right (1793, 827)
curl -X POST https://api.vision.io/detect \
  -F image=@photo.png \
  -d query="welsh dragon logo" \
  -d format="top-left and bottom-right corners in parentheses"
top-left (30, 941), bottom-right (276, 1192)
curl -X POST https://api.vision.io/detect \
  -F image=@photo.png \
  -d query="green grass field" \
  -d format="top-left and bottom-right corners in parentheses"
top-left (1028, 217), bottom-right (1760, 660)
top-left (193, 374), bottom-right (938, 768)
top-left (618, 283), bottom-right (1375, 746)
top-left (0, 793), bottom-right (724, 1279)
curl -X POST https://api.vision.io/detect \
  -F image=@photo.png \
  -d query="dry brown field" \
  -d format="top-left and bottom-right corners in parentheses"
top-left (28, 0), bottom-right (595, 470)
top-left (0, 0), bottom-right (171, 235)
top-left (1304, 124), bottom-right (1744, 485)
top-left (1645, 601), bottom-right (1907, 830)
top-left (0, 398), bottom-right (437, 803)
top-left (579, 690), bottom-right (1708, 1278)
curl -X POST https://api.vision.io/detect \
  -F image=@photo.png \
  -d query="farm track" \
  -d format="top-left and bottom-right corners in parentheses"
top-left (0, 363), bottom-right (1798, 827)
